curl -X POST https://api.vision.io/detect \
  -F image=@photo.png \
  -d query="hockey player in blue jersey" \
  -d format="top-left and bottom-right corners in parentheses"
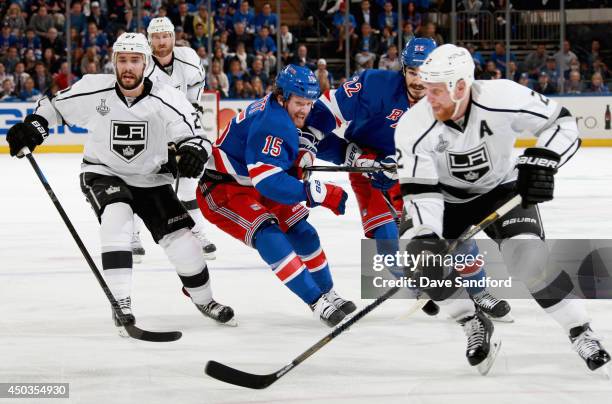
top-left (196, 65), bottom-right (356, 327)
top-left (304, 38), bottom-right (512, 320)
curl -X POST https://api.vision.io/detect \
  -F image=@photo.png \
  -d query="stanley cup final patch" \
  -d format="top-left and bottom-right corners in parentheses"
top-left (446, 143), bottom-right (492, 184)
top-left (110, 121), bottom-right (148, 162)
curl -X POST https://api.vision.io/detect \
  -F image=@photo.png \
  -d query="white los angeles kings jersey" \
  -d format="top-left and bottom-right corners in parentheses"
top-left (395, 79), bottom-right (580, 237)
top-left (145, 46), bottom-right (205, 105)
top-left (35, 74), bottom-right (206, 188)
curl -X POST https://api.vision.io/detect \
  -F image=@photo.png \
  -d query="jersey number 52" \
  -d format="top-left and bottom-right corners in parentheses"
top-left (262, 135), bottom-right (283, 157)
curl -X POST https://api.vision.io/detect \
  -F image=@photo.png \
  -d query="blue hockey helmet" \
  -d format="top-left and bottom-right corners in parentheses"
top-left (401, 37), bottom-right (437, 70)
top-left (275, 64), bottom-right (320, 101)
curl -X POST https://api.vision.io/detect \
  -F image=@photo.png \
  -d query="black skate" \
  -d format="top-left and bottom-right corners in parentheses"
top-left (460, 310), bottom-right (502, 375)
top-left (325, 289), bottom-right (357, 315)
top-left (310, 295), bottom-right (346, 327)
top-left (471, 291), bottom-right (513, 323)
top-left (196, 300), bottom-right (237, 327)
top-left (570, 324), bottom-right (611, 372)
top-left (112, 297), bottom-right (135, 337)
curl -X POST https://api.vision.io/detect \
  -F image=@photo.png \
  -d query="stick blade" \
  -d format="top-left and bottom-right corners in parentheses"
top-left (125, 325), bottom-right (182, 342)
top-left (205, 360), bottom-right (277, 389)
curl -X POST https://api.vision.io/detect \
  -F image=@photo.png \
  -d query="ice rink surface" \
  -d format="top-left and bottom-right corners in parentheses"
top-left (1, 149), bottom-right (611, 404)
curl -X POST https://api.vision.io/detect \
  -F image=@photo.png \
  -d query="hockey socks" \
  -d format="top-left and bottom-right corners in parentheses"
top-left (254, 225), bottom-right (322, 305)
top-left (100, 202), bottom-right (134, 300)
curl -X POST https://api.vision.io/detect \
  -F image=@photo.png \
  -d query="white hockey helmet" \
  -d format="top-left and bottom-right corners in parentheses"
top-left (112, 32), bottom-right (151, 68)
top-left (419, 44), bottom-right (475, 95)
top-left (147, 17), bottom-right (175, 45)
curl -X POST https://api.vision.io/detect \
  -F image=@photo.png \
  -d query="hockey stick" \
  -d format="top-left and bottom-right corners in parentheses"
top-left (305, 165), bottom-right (396, 174)
top-left (21, 147), bottom-right (182, 342)
top-left (204, 194), bottom-right (522, 389)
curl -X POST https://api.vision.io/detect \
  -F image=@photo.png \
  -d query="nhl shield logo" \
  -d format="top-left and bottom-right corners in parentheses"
top-left (96, 99), bottom-right (110, 116)
top-left (110, 120), bottom-right (148, 162)
top-left (446, 143), bottom-right (491, 184)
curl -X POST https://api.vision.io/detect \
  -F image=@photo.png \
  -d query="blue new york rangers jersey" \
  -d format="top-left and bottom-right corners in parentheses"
top-left (306, 69), bottom-right (410, 163)
top-left (208, 94), bottom-right (308, 204)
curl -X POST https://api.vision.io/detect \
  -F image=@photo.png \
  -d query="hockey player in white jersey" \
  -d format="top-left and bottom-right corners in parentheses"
top-left (395, 44), bottom-right (610, 373)
top-left (5, 33), bottom-right (236, 332)
top-left (127, 16), bottom-right (216, 262)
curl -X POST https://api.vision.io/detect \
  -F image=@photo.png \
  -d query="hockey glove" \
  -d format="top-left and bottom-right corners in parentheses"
top-left (6, 114), bottom-right (49, 157)
top-left (516, 147), bottom-right (560, 208)
top-left (177, 138), bottom-right (210, 178)
top-left (371, 155), bottom-right (399, 190)
top-left (295, 129), bottom-right (318, 180)
top-left (344, 142), bottom-right (377, 168)
top-left (305, 179), bottom-right (348, 215)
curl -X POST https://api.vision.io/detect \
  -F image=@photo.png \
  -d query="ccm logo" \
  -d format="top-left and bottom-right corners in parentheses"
top-left (518, 156), bottom-right (558, 169)
top-left (502, 217), bottom-right (537, 227)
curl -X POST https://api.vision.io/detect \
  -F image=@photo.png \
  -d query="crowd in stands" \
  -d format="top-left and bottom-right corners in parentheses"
top-left (0, 0), bottom-right (610, 103)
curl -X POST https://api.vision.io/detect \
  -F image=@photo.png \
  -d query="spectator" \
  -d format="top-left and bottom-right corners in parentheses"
top-left (21, 28), bottom-right (42, 57)
top-left (31, 62), bottom-right (52, 93)
top-left (378, 43), bottom-right (401, 71)
top-left (41, 27), bottom-right (65, 56)
top-left (466, 43), bottom-right (485, 72)
top-left (232, 42), bottom-right (252, 73)
top-left (355, 22), bottom-right (379, 73)
top-left (218, 30), bottom-right (230, 55)
top-left (191, 23), bottom-right (208, 49)
top-left (101, 51), bottom-right (114, 73)
top-left (489, 42), bottom-right (516, 76)
top-left (80, 46), bottom-right (101, 75)
top-left (586, 72), bottom-right (609, 94)
top-left (590, 57), bottom-right (610, 81)
top-left (207, 60), bottom-right (229, 97)
top-left (507, 60), bottom-right (520, 81)
top-left (123, 8), bottom-right (138, 32)
top-left (586, 39), bottom-right (601, 67)
top-left (534, 71), bottom-right (557, 95)
top-left (481, 60), bottom-right (497, 79)
top-left (564, 70), bottom-right (583, 94)
top-left (42, 47), bottom-right (61, 74)
top-left (69, 1), bottom-right (88, 34)
top-left (214, 3), bottom-right (233, 35)
top-left (53, 61), bottom-right (75, 90)
top-left (229, 78), bottom-right (252, 98)
top-left (88, 2), bottom-right (108, 31)
top-left (22, 49), bottom-right (38, 73)
top-left (380, 25), bottom-right (395, 53)
top-left (1, 47), bottom-right (20, 73)
top-left (172, 1), bottom-right (195, 38)
top-left (332, 2), bottom-right (357, 53)
top-left (377, 2), bottom-right (398, 32)
top-left (226, 57), bottom-right (250, 89)
top-left (400, 21), bottom-right (413, 46)
top-left (279, 24), bottom-right (295, 63)
top-left (0, 78), bottom-right (17, 101)
top-left (12, 62), bottom-right (31, 94)
top-left (29, 6), bottom-right (54, 38)
top-left (83, 22), bottom-right (108, 55)
top-left (232, 1), bottom-right (255, 34)
top-left (419, 22), bottom-right (443, 45)
top-left (291, 44), bottom-right (315, 70)
top-left (50, 3), bottom-right (66, 32)
top-left (564, 58), bottom-right (581, 81)
top-left (195, 46), bottom-right (209, 70)
top-left (524, 43), bottom-right (548, 76)
top-left (254, 3), bottom-right (278, 34)
top-left (250, 76), bottom-right (265, 98)
top-left (405, 2), bottom-right (422, 32)
top-left (315, 58), bottom-right (334, 89)
top-left (253, 25), bottom-right (276, 75)
top-left (518, 72), bottom-right (533, 89)
top-left (19, 77), bottom-right (41, 101)
top-left (1, 24), bottom-right (18, 52)
top-left (461, 0), bottom-right (482, 37)
top-left (553, 40), bottom-right (578, 76)
top-left (228, 22), bottom-right (253, 53)
top-left (541, 56), bottom-right (560, 83)
top-left (3, 3), bottom-right (27, 33)
top-left (211, 46), bottom-right (227, 73)
top-left (355, 0), bottom-right (377, 30)
top-left (84, 61), bottom-right (99, 74)
top-left (249, 58), bottom-right (269, 88)
top-left (193, 4), bottom-right (213, 38)
top-left (0, 63), bottom-right (13, 84)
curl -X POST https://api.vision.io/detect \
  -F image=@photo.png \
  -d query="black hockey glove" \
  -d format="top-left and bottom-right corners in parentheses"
top-left (516, 147), bottom-right (560, 208)
top-left (6, 114), bottom-right (49, 157)
top-left (177, 138), bottom-right (210, 178)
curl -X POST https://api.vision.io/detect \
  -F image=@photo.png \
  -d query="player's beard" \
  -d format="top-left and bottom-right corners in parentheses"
top-left (408, 84), bottom-right (426, 103)
top-left (153, 43), bottom-right (173, 59)
top-left (116, 70), bottom-right (144, 90)
top-left (432, 102), bottom-right (455, 122)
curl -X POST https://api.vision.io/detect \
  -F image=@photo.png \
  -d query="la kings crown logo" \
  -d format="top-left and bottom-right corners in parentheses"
top-left (446, 143), bottom-right (491, 183)
top-left (110, 120), bottom-right (148, 162)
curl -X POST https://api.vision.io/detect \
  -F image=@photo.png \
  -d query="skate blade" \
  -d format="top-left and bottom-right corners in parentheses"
top-left (117, 328), bottom-right (131, 338)
top-left (396, 298), bottom-right (429, 320)
top-left (477, 339), bottom-right (502, 376)
top-left (595, 361), bottom-right (611, 381)
top-left (490, 313), bottom-right (514, 323)
top-left (217, 317), bottom-right (238, 327)
top-left (202, 252), bottom-right (216, 260)
top-left (132, 254), bottom-right (144, 264)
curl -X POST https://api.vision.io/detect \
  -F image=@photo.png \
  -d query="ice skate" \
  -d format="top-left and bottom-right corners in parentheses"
top-left (570, 324), bottom-right (611, 375)
top-left (325, 288), bottom-right (356, 315)
top-left (192, 229), bottom-right (217, 260)
top-left (311, 295), bottom-right (346, 327)
top-left (112, 297), bottom-right (135, 338)
top-left (460, 310), bottom-right (501, 375)
top-left (471, 290), bottom-right (513, 323)
top-left (195, 299), bottom-right (237, 326)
